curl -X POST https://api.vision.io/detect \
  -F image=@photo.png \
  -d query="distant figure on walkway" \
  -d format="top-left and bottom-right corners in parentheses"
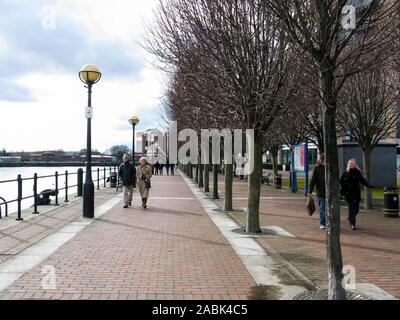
top-left (159, 163), bottom-right (164, 176)
top-left (137, 157), bottom-right (152, 209)
top-left (308, 154), bottom-right (326, 230)
top-left (118, 154), bottom-right (136, 209)
top-left (340, 159), bottom-right (373, 230)
top-left (170, 163), bottom-right (175, 176)
top-left (154, 162), bottom-right (160, 175)
top-left (165, 158), bottom-right (170, 176)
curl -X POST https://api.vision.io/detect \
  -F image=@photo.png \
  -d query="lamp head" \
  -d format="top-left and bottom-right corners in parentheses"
top-left (129, 115), bottom-right (140, 126)
top-left (79, 64), bottom-right (101, 84)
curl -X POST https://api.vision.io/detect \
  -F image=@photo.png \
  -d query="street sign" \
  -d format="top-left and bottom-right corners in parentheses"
top-left (85, 107), bottom-right (93, 119)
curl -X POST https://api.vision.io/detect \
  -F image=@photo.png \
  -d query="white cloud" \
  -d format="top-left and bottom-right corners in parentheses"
top-left (0, 0), bottom-right (166, 152)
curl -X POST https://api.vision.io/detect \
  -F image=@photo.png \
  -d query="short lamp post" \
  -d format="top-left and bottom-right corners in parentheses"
top-left (79, 64), bottom-right (101, 219)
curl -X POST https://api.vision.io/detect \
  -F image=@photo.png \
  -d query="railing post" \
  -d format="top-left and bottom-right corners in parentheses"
top-left (65, 170), bottom-right (69, 203)
top-left (16, 175), bottom-right (23, 221)
top-left (54, 171), bottom-right (59, 206)
top-left (104, 167), bottom-right (106, 187)
top-left (77, 168), bottom-right (83, 197)
top-left (32, 173), bottom-right (39, 214)
top-left (97, 168), bottom-right (100, 190)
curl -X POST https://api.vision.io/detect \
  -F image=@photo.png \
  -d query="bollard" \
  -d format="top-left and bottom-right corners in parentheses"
top-left (104, 167), bottom-right (106, 187)
top-left (16, 175), bottom-right (23, 221)
top-left (77, 168), bottom-right (83, 197)
top-left (54, 171), bottom-right (59, 206)
top-left (65, 170), bottom-right (69, 203)
top-left (97, 168), bottom-right (100, 190)
top-left (32, 173), bottom-right (39, 214)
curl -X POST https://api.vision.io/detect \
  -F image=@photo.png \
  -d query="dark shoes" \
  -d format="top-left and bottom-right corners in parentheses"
top-left (128, 202), bottom-right (132, 207)
top-left (351, 225), bottom-right (357, 231)
top-left (123, 205), bottom-right (128, 209)
top-left (142, 198), bottom-right (147, 209)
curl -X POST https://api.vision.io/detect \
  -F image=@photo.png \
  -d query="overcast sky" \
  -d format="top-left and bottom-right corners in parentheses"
top-left (0, 0), bottom-right (166, 153)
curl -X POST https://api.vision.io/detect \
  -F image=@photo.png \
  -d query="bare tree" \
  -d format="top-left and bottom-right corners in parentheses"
top-left (338, 68), bottom-right (399, 209)
top-left (267, 0), bottom-right (400, 299)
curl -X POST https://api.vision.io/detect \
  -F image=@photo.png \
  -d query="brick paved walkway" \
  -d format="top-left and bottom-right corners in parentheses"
top-left (213, 175), bottom-right (400, 299)
top-left (0, 174), bottom-right (256, 300)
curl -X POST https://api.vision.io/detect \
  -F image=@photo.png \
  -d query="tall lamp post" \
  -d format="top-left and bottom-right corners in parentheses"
top-left (129, 116), bottom-right (140, 164)
top-left (79, 64), bottom-right (102, 219)
top-left (129, 116), bottom-right (140, 188)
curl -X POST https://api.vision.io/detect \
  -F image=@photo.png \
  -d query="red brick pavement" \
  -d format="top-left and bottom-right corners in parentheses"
top-left (213, 175), bottom-right (400, 299)
top-left (0, 174), bottom-right (256, 300)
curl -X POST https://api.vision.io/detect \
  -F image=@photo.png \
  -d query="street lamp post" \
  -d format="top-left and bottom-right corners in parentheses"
top-left (129, 116), bottom-right (140, 188)
top-left (129, 116), bottom-right (140, 164)
top-left (79, 64), bottom-right (102, 219)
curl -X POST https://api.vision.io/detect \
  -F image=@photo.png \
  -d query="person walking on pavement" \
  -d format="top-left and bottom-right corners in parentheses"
top-left (137, 157), bottom-right (152, 209)
top-left (118, 154), bottom-right (136, 209)
top-left (308, 154), bottom-right (326, 230)
top-left (170, 163), bottom-right (175, 176)
top-left (340, 158), bottom-right (373, 230)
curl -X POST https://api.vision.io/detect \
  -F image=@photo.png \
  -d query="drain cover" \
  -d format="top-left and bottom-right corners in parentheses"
top-left (293, 290), bottom-right (375, 300)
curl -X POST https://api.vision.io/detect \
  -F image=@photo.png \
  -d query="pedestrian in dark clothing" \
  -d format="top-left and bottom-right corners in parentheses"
top-left (340, 159), bottom-right (373, 230)
top-left (154, 162), bottom-right (160, 175)
top-left (118, 154), bottom-right (136, 208)
top-left (159, 164), bottom-right (164, 176)
top-left (170, 163), bottom-right (174, 176)
top-left (308, 154), bottom-right (326, 230)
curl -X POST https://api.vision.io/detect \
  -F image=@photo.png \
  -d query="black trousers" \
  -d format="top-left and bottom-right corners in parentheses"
top-left (347, 197), bottom-right (360, 226)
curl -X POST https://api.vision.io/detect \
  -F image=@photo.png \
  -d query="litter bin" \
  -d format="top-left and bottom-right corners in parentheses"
top-left (384, 186), bottom-right (399, 217)
top-left (110, 172), bottom-right (117, 188)
top-left (275, 175), bottom-right (282, 189)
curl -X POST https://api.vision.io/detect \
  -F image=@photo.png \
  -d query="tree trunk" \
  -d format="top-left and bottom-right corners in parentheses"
top-left (204, 164), bottom-right (210, 193)
top-left (321, 69), bottom-right (346, 300)
top-left (199, 164), bottom-right (204, 188)
top-left (213, 164), bottom-right (219, 199)
top-left (224, 163), bottom-right (233, 211)
top-left (247, 135), bottom-right (262, 233)
top-left (272, 151), bottom-right (278, 188)
top-left (195, 164), bottom-right (199, 184)
top-left (362, 148), bottom-right (373, 210)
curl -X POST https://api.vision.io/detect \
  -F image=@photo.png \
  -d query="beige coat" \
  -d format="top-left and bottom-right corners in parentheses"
top-left (136, 164), bottom-right (152, 199)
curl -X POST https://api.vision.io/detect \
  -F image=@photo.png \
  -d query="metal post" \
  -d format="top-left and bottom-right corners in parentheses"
top-left (33, 173), bottom-right (39, 214)
top-left (104, 167), bottom-right (106, 187)
top-left (132, 124), bottom-right (137, 188)
top-left (97, 168), bottom-right (100, 190)
top-left (304, 141), bottom-right (309, 196)
top-left (83, 83), bottom-right (94, 218)
top-left (55, 171), bottom-right (59, 206)
top-left (77, 168), bottom-right (83, 197)
top-left (65, 170), bottom-right (69, 202)
top-left (16, 175), bottom-right (23, 221)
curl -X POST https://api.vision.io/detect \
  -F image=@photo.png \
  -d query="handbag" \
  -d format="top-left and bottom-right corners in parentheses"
top-left (141, 167), bottom-right (151, 189)
top-left (306, 195), bottom-right (316, 216)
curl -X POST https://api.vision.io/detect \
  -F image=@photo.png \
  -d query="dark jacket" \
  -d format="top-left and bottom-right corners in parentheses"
top-left (118, 161), bottom-right (136, 187)
top-left (340, 168), bottom-right (371, 201)
top-left (309, 164), bottom-right (325, 197)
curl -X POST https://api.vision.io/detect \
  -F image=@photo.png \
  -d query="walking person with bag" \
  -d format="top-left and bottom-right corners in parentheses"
top-left (137, 157), bottom-right (152, 209)
top-left (340, 159), bottom-right (373, 230)
top-left (308, 154), bottom-right (326, 230)
top-left (118, 154), bottom-right (136, 209)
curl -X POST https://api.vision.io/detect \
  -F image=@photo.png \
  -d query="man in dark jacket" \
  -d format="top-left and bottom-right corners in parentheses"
top-left (308, 154), bottom-right (326, 229)
top-left (118, 154), bottom-right (136, 208)
top-left (340, 159), bottom-right (373, 230)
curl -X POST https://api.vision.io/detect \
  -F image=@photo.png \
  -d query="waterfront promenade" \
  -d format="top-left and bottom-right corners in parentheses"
top-left (0, 170), bottom-right (398, 300)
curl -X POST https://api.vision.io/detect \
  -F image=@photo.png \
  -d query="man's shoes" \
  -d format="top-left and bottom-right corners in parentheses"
top-left (351, 225), bottom-right (357, 230)
top-left (123, 205), bottom-right (128, 209)
top-left (320, 225), bottom-right (326, 230)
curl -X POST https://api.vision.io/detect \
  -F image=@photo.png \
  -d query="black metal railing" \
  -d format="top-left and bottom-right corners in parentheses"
top-left (0, 166), bottom-right (119, 221)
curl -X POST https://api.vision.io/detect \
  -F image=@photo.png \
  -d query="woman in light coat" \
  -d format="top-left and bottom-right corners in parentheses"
top-left (137, 157), bottom-right (152, 208)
